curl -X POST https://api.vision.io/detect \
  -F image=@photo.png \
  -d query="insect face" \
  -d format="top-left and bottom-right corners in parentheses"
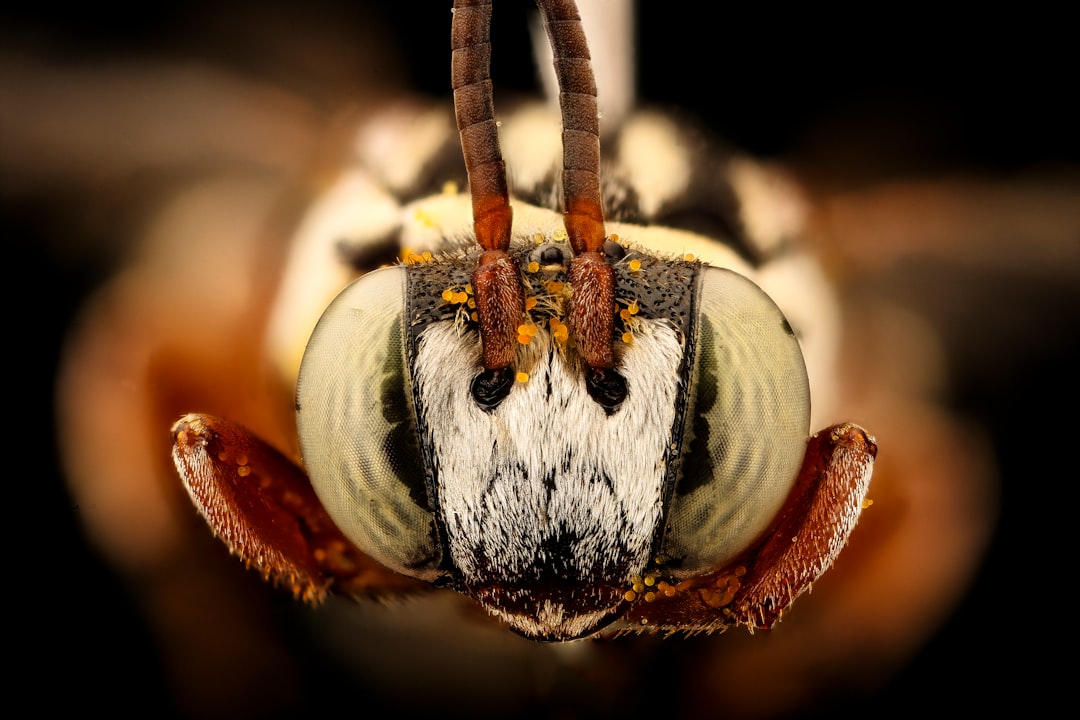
top-left (296, 224), bottom-right (811, 639)
top-left (293, 0), bottom-right (821, 640)
top-left (172, 0), bottom-right (875, 642)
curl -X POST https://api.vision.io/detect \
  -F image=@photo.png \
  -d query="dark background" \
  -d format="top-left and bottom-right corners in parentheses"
top-left (8, 1), bottom-right (1075, 716)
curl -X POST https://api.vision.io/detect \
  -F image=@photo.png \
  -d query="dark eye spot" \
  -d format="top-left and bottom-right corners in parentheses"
top-left (586, 368), bottom-right (627, 414)
top-left (538, 245), bottom-right (565, 264)
top-left (529, 242), bottom-right (570, 269)
top-left (602, 239), bottom-right (626, 261)
top-left (471, 367), bottom-right (515, 411)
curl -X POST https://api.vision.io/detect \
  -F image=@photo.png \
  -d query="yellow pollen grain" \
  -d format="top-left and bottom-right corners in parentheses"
top-left (517, 334), bottom-right (532, 345)
top-left (235, 454), bottom-right (248, 466)
top-left (464, 283), bottom-right (473, 295)
top-left (862, 497), bottom-right (874, 509)
top-left (515, 371), bottom-right (529, 383)
top-left (524, 297), bottom-right (538, 311)
top-left (532, 232), bottom-right (545, 244)
top-left (237, 466), bottom-right (251, 477)
top-left (527, 261), bottom-right (540, 273)
top-left (549, 318), bottom-right (569, 344)
top-left (622, 331), bottom-right (634, 344)
top-left (683, 253), bottom-right (696, 261)
top-left (624, 590), bottom-right (637, 602)
top-left (470, 311), bottom-right (478, 322)
top-left (545, 281), bottom-right (564, 293)
top-left (644, 592), bottom-right (656, 602)
top-left (553, 228), bottom-right (568, 241)
top-left (442, 180), bottom-right (458, 195)
top-left (441, 289), bottom-right (454, 302)
top-left (643, 574), bottom-right (656, 587)
top-left (467, 298), bottom-right (476, 308)
top-left (627, 300), bottom-right (639, 315)
top-left (628, 258), bottom-right (642, 272)
top-left (609, 233), bottom-right (620, 243)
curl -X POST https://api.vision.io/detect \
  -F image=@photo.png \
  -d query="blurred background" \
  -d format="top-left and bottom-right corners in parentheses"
top-left (8, 1), bottom-right (1076, 717)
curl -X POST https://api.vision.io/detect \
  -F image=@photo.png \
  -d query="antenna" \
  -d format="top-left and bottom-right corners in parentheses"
top-left (453, 0), bottom-right (625, 410)
top-left (453, 0), bottom-right (523, 407)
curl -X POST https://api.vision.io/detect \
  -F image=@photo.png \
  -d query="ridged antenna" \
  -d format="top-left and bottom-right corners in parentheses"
top-left (453, 0), bottom-right (624, 410)
top-left (451, 0), bottom-right (512, 253)
top-left (536, 0), bottom-right (606, 254)
top-left (453, 0), bottom-right (523, 400)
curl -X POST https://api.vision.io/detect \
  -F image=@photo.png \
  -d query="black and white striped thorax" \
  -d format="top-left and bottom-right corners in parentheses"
top-left (336, 104), bottom-right (773, 271)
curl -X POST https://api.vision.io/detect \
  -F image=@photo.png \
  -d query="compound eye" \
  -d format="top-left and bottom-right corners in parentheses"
top-left (660, 267), bottom-right (811, 576)
top-left (295, 267), bottom-right (443, 581)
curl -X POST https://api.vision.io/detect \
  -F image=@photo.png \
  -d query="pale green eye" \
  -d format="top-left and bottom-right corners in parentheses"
top-left (658, 267), bottom-right (810, 577)
top-left (295, 267), bottom-right (444, 582)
